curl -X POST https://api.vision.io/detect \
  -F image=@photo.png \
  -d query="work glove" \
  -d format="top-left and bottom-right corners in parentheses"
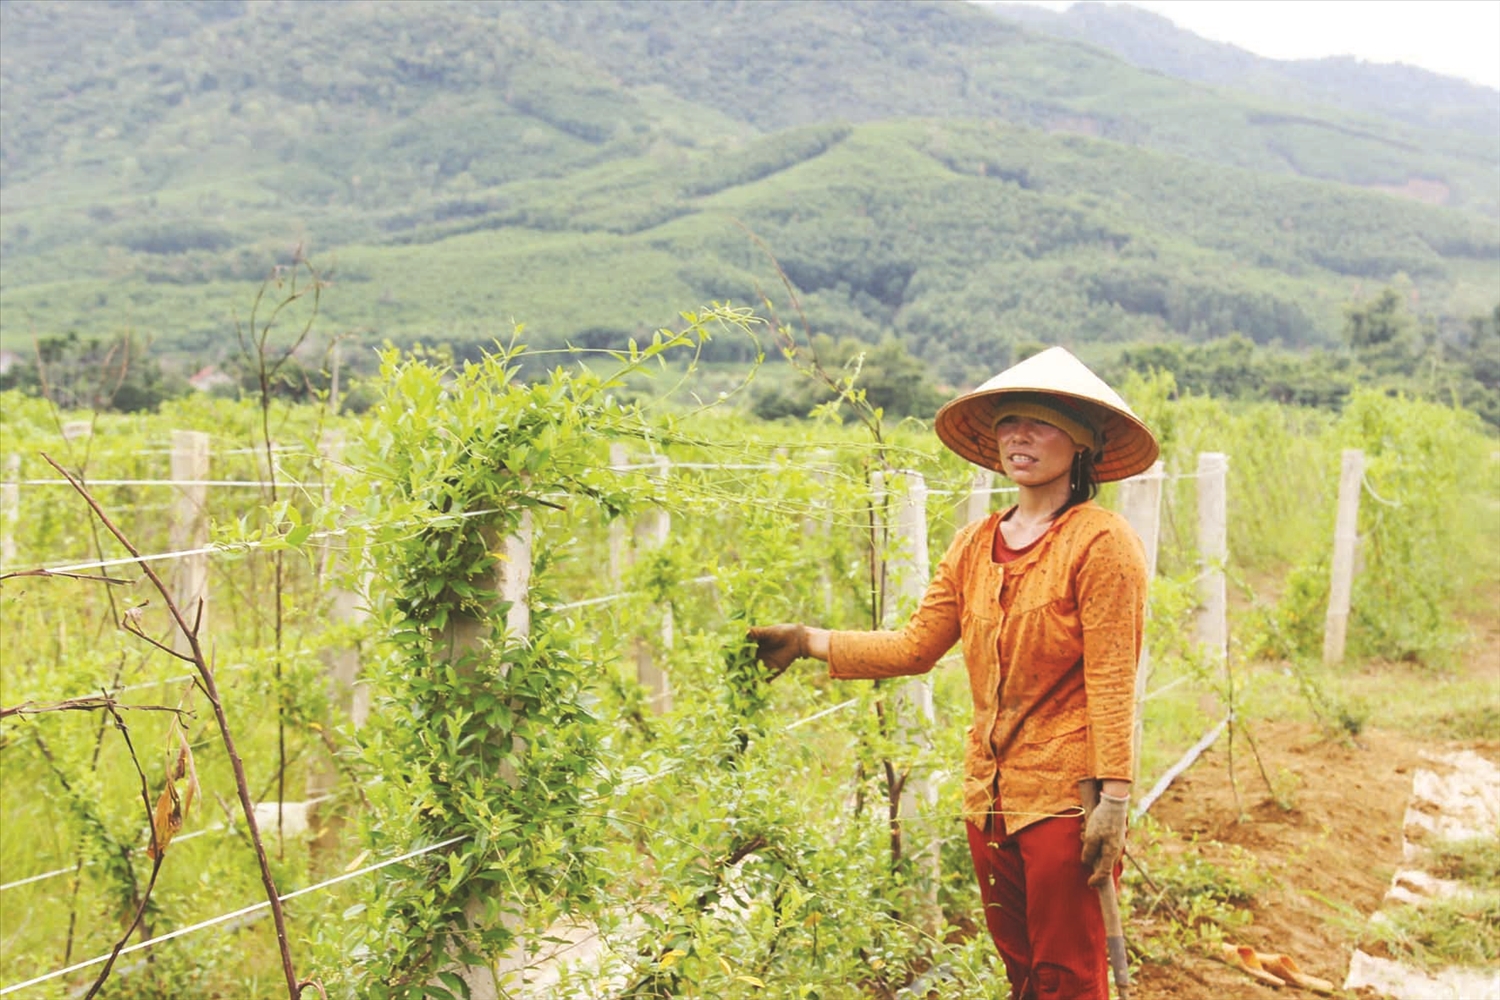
top-left (746, 623), bottom-right (808, 679)
top-left (1080, 790), bottom-right (1129, 889)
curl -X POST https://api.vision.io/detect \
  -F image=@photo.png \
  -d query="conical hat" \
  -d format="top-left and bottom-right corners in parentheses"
top-left (934, 347), bottom-right (1159, 482)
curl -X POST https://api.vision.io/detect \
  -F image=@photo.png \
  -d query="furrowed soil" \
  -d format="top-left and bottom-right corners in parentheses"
top-left (1128, 607), bottom-right (1500, 1000)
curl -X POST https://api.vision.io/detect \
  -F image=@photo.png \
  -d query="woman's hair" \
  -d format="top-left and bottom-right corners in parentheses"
top-left (1055, 448), bottom-right (1101, 518)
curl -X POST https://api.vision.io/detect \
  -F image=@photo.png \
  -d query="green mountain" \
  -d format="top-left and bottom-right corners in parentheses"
top-left (985, 1), bottom-right (1500, 140)
top-left (1, 0), bottom-right (1496, 386)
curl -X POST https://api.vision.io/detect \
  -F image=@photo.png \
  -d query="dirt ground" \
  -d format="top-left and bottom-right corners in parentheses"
top-left (1129, 613), bottom-right (1500, 1000)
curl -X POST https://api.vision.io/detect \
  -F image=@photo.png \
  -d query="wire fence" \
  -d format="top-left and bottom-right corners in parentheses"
top-left (6, 462), bottom-right (1205, 580)
top-left (0, 687), bottom-right (871, 995)
top-left (1, 456), bottom-right (1239, 993)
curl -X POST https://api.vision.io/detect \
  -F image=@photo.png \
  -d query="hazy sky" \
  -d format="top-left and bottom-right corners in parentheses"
top-left (991, 1), bottom-right (1500, 90)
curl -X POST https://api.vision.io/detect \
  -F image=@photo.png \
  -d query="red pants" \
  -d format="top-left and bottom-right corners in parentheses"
top-left (965, 813), bottom-right (1116, 1000)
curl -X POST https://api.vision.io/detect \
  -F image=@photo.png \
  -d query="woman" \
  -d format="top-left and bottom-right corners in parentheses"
top-left (749, 346), bottom-right (1158, 1000)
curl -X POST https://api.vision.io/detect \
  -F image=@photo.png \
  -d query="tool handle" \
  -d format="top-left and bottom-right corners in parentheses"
top-left (1080, 778), bottom-right (1131, 997)
top-left (1106, 932), bottom-right (1131, 1000)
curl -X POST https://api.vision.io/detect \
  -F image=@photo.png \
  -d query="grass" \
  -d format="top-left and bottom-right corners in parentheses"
top-left (2, 387), bottom-right (1494, 994)
top-left (1364, 891), bottom-right (1500, 968)
top-left (1121, 814), bottom-right (1260, 961)
top-left (1430, 837), bottom-right (1500, 891)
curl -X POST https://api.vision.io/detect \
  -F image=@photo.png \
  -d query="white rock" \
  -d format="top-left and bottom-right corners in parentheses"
top-left (1345, 949), bottom-right (1500, 1000)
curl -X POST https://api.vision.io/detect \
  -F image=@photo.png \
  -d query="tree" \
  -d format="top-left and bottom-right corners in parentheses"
top-left (752, 335), bottom-right (946, 421)
top-left (0, 332), bottom-right (189, 413)
top-left (1343, 287), bottom-right (1417, 375)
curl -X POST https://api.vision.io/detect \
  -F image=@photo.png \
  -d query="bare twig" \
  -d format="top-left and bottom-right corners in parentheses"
top-left (735, 221), bottom-right (887, 448)
top-left (32, 731), bottom-right (145, 920)
top-left (1, 695), bottom-right (188, 720)
top-left (1235, 716), bottom-right (1282, 806)
top-left (68, 658), bottom-right (139, 968)
top-left (1124, 848), bottom-right (1190, 923)
top-left (121, 616), bottom-right (198, 662)
top-left (82, 703), bottom-right (165, 1000)
top-left (0, 567), bottom-right (133, 584)
top-left (237, 260), bottom-right (323, 858)
top-left (41, 453), bottom-right (304, 999)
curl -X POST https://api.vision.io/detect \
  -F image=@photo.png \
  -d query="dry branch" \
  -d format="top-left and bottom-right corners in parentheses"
top-left (41, 452), bottom-right (304, 1000)
top-left (0, 567), bottom-right (132, 584)
top-left (0, 695), bottom-right (187, 720)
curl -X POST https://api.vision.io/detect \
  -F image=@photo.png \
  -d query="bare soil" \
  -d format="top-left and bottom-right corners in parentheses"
top-left (1129, 609), bottom-right (1500, 1000)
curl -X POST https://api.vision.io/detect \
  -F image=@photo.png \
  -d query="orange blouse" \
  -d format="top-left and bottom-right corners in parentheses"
top-left (827, 501), bottom-right (1147, 832)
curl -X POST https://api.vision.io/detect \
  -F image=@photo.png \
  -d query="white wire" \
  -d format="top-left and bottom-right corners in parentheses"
top-left (17, 506), bottom-right (508, 577)
top-left (1133, 714), bottom-right (1230, 820)
top-left (927, 486), bottom-right (1020, 498)
top-left (782, 698), bottom-right (859, 731)
top-left (125, 446), bottom-right (309, 457)
top-left (33, 543), bottom-right (244, 575)
top-left (19, 479), bottom-right (297, 489)
top-left (555, 592), bottom-right (633, 612)
top-left (0, 835), bottom-right (467, 996)
top-left (0, 791), bottom-right (332, 893)
top-left (0, 681), bottom-right (868, 991)
top-left (0, 862), bottom-right (76, 893)
top-left (1361, 473), bottom-right (1401, 507)
top-left (1140, 675), bottom-right (1192, 702)
top-left (553, 574), bottom-right (715, 613)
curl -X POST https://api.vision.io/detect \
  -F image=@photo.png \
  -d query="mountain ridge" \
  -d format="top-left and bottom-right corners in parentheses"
top-left (983, 1), bottom-right (1500, 139)
top-left (0, 0), bottom-right (1494, 382)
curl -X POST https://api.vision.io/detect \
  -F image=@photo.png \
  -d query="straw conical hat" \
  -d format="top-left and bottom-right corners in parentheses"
top-left (934, 347), bottom-right (1159, 482)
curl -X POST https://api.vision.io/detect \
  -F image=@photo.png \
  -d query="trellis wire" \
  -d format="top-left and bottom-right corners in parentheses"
top-left (3, 455), bottom-right (1233, 988)
top-left (0, 691), bottom-right (870, 994)
top-left (18, 479), bottom-right (300, 489)
top-left (16, 566), bottom-right (712, 723)
top-left (13, 466), bottom-right (1202, 578)
top-left (19, 505), bottom-right (502, 577)
top-left (0, 792), bottom-right (332, 893)
top-left (1361, 472), bottom-right (1401, 507)
top-left (0, 834), bottom-right (469, 996)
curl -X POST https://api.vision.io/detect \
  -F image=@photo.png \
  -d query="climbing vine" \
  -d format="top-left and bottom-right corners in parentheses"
top-left (328, 315), bottom-right (768, 997)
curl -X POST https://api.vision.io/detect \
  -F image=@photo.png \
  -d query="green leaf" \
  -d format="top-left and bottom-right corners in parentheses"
top-left (436, 971), bottom-right (470, 999)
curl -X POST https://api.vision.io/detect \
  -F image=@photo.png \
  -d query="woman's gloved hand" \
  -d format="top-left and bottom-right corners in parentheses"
top-left (746, 624), bottom-right (809, 678)
top-left (1080, 791), bottom-right (1129, 888)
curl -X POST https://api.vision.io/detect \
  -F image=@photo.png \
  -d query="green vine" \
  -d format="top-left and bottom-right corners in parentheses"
top-left (331, 314), bottom-right (761, 997)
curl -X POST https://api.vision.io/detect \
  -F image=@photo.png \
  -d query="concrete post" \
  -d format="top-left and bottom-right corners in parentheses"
top-left (875, 470), bottom-right (939, 926)
top-left (1118, 460), bottom-right (1164, 783)
top-left (633, 456), bottom-right (672, 713)
top-left (308, 431), bottom-right (368, 851)
top-left (169, 431), bottom-right (210, 656)
top-left (1194, 453), bottom-right (1229, 669)
top-left (444, 512), bottom-right (533, 999)
top-left (0, 454), bottom-right (19, 569)
top-left (963, 468), bottom-right (994, 526)
top-left (1323, 449), bottom-right (1365, 666)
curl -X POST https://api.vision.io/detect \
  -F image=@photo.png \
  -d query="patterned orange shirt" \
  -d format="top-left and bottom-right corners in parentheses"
top-left (827, 501), bottom-right (1147, 833)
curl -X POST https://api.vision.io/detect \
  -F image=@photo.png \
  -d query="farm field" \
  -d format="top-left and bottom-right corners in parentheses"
top-left (1, 1), bottom-right (1497, 994)
top-left (1, 322), bottom-right (1496, 998)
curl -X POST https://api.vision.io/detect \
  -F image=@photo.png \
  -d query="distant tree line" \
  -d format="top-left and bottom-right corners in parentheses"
top-left (1103, 290), bottom-right (1500, 426)
top-left (5, 289), bottom-right (1495, 430)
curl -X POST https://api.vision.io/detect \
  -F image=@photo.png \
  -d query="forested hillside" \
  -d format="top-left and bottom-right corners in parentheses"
top-left (0, 0), bottom-right (1496, 398)
top-left (986, 1), bottom-right (1500, 139)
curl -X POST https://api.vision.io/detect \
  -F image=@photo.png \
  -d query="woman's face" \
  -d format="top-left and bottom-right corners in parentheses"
top-left (995, 416), bottom-right (1082, 487)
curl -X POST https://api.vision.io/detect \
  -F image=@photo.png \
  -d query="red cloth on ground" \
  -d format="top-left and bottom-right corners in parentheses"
top-left (966, 811), bottom-right (1118, 1000)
